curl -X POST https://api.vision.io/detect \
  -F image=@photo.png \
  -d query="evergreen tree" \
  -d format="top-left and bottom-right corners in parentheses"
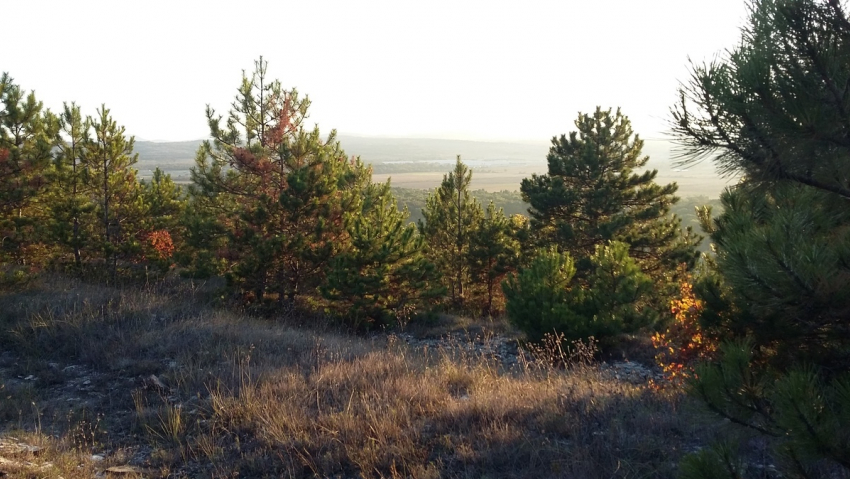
top-left (82, 105), bottom-right (146, 282)
top-left (323, 180), bottom-right (441, 327)
top-left (419, 156), bottom-right (483, 308)
top-left (140, 168), bottom-right (184, 275)
top-left (673, 0), bottom-right (850, 371)
top-left (521, 107), bottom-right (699, 277)
top-left (672, 0), bottom-right (850, 200)
top-left (0, 73), bottom-right (59, 267)
top-left (190, 58), bottom-right (369, 304)
top-left (672, 0), bottom-right (850, 475)
top-left (469, 201), bottom-right (520, 316)
top-left (503, 241), bottom-right (652, 345)
top-left (141, 167), bottom-right (184, 232)
top-left (49, 102), bottom-right (92, 268)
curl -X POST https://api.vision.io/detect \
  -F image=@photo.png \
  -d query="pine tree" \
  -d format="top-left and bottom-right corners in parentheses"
top-left (140, 167), bottom-right (184, 275)
top-left (521, 107), bottom-right (699, 275)
top-left (82, 105), bottom-right (146, 282)
top-left (469, 201), bottom-right (520, 316)
top-left (419, 156), bottom-right (483, 308)
top-left (672, 0), bottom-right (850, 475)
top-left (190, 58), bottom-right (369, 304)
top-left (0, 73), bottom-right (59, 267)
top-left (672, 0), bottom-right (850, 200)
top-left (673, 0), bottom-right (850, 370)
top-left (323, 180), bottom-right (440, 327)
top-left (49, 102), bottom-right (92, 268)
top-left (503, 241), bottom-right (652, 345)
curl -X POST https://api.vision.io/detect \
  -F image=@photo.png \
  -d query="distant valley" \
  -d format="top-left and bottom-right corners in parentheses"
top-left (134, 135), bottom-right (733, 198)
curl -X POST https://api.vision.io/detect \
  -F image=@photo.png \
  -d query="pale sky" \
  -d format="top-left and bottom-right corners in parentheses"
top-left (4, 1), bottom-right (748, 142)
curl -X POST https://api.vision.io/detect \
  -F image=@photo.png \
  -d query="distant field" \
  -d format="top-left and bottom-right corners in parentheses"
top-left (375, 162), bottom-right (732, 198)
top-left (135, 136), bottom-right (734, 198)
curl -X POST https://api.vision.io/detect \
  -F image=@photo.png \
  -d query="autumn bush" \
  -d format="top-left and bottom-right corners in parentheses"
top-left (652, 276), bottom-right (717, 385)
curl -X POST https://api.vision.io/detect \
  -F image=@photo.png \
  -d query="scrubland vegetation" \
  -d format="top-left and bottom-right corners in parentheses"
top-left (2, 0), bottom-right (850, 477)
top-left (0, 277), bottom-right (713, 478)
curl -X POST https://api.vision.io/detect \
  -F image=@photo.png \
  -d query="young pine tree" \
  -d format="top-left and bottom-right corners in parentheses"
top-left (48, 102), bottom-right (93, 268)
top-left (323, 180), bottom-right (441, 327)
top-left (419, 156), bottom-right (483, 309)
top-left (469, 201), bottom-right (520, 316)
top-left (521, 107), bottom-right (699, 273)
top-left (190, 58), bottom-right (370, 304)
top-left (0, 73), bottom-right (59, 268)
top-left (503, 241), bottom-right (652, 346)
top-left (82, 105), bottom-right (146, 282)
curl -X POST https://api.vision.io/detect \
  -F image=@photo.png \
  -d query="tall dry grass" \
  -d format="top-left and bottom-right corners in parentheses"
top-left (0, 276), bottom-right (713, 478)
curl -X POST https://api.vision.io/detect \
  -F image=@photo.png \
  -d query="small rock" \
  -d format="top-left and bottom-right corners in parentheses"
top-left (144, 374), bottom-right (169, 392)
top-left (106, 465), bottom-right (142, 474)
top-left (25, 445), bottom-right (42, 455)
top-left (90, 454), bottom-right (105, 462)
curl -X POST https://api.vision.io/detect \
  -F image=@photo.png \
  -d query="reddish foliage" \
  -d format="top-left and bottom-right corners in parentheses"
top-left (146, 229), bottom-right (175, 260)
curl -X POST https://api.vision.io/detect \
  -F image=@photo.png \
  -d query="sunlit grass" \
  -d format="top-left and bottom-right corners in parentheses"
top-left (0, 276), bottom-right (712, 478)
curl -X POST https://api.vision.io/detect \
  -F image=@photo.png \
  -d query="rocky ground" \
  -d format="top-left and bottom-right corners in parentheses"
top-left (393, 332), bottom-right (666, 384)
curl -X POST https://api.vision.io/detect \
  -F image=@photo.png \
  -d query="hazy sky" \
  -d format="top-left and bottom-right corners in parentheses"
top-left (5, 1), bottom-right (748, 142)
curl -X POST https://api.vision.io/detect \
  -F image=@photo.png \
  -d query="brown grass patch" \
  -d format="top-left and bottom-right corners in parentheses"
top-left (0, 276), bottom-right (713, 478)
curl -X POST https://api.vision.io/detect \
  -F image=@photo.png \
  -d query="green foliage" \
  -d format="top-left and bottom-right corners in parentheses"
top-left (419, 156), bottom-right (484, 308)
top-left (674, 0), bottom-right (850, 369)
top-left (0, 73), bottom-right (59, 266)
top-left (701, 184), bottom-right (850, 369)
top-left (141, 167), bottom-right (184, 233)
top-left (520, 107), bottom-right (699, 328)
top-left (323, 181), bottom-right (440, 327)
top-left (521, 107), bottom-right (699, 270)
top-left (685, 341), bottom-right (850, 477)
top-left (584, 241), bottom-right (654, 333)
top-left (672, 0), bottom-right (850, 200)
top-left (503, 241), bottom-right (652, 345)
top-left (48, 102), bottom-right (94, 268)
top-left (502, 247), bottom-right (581, 342)
top-left (673, 0), bottom-right (850, 475)
top-left (189, 58), bottom-right (370, 303)
top-left (82, 105), bottom-right (147, 281)
top-left (469, 201), bottom-right (520, 316)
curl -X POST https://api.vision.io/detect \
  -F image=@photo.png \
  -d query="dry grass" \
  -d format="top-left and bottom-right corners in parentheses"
top-left (0, 276), bottom-right (714, 478)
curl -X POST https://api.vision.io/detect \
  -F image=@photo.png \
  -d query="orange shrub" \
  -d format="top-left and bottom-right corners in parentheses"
top-left (145, 230), bottom-right (175, 261)
top-left (652, 278), bottom-right (716, 385)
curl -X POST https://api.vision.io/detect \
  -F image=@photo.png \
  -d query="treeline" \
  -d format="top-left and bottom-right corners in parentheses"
top-left (0, 61), bottom-right (701, 339)
top-left (396, 188), bottom-right (721, 251)
top-left (0, 85), bottom-right (183, 285)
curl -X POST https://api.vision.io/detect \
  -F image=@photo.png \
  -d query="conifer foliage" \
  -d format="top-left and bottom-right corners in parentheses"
top-left (419, 156), bottom-right (483, 308)
top-left (83, 105), bottom-right (147, 282)
top-left (0, 73), bottom-right (58, 267)
top-left (190, 58), bottom-right (370, 304)
top-left (469, 201), bottom-right (520, 316)
top-left (502, 242), bottom-right (652, 345)
top-left (49, 103), bottom-right (92, 268)
top-left (323, 180), bottom-right (440, 326)
top-left (673, 0), bottom-right (850, 475)
top-left (521, 107), bottom-right (699, 277)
